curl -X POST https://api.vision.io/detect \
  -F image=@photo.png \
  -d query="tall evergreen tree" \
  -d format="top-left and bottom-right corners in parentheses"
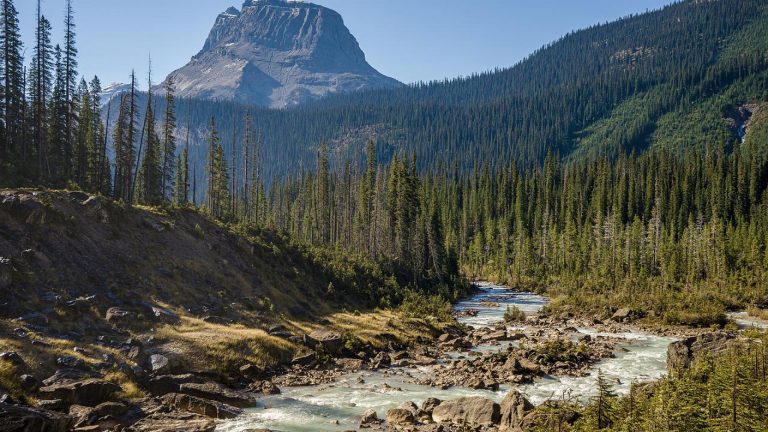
top-left (1, 0), bottom-right (24, 159)
top-left (28, 6), bottom-right (53, 179)
top-left (63, 0), bottom-right (77, 163)
top-left (161, 76), bottom-right (176, 202)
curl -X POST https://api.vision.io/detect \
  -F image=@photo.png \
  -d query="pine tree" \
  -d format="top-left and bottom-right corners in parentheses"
top-left (175, 143), bottom-right (188, 205)
top-left (47, 44), bottom-right (67, 185)
top-left (73, 78), bottom-right (90, 188)
top-left (205, 116), bottom-right (231, 219)
top-left (63, 0), bottom-right (77, 165)
top-left (137, 76), bottom-right (162, 205)
top-left (89, 76), bottom-right (110, 195)
top-left (113, 73), bottom-right (137, 202)
top-left (161, 76), bottom-right (176, 202)
top-left (1, 0), bottom-right (25, 159)
top-left (28, 6), bottom-right (54, 180)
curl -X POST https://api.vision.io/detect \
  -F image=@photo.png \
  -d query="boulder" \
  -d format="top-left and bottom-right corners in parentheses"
top-left (431, 397), bottom-right (500, 427)
top-left (69, 402), bottom-right (128, 428)
top-left (56, 356), bottom-right (85, 369)
top-left (667, 332), bottom-right (736, 375)
top-left (0, 351), bottom-right (23, 365)
top-left (238, 363), bottom-right (263, 379)
top-left (42, 369), bottom-right (90, 387)
top-left (37, 399), bottom-right (66, 411)
top-left (162, 392), bottom-right (243, 419)
top-left (105, 307), bottom-right (132, 324)
top-left (0, 402), bottom-right (72, 432)
top-left (305, 329), bottom-right (343, 353)
top-left (149, 354), bottom-right (170, 373)
top-left (385, 408), bottom-right (415, 426)
top-left (498, 390), bottom-right (534, 431)
top-left (421, 397), bottom-right (442, 413)
top-left (148, 374), bottom-right (202, 396)
top-left (249, 380), bottom-right (281, 395)
top-left (518, 358), bottom-right (540, 374)
top-left (128, 412), bottom-right (216, 432)
top-left (38, 379), bottom-right (121, 407)
top-left (335, 357), bottom-right (364, 371)
top-left (291, 352), bottom-right (317, 367)
top-left (359, 409), bottom-right (379, 428)
top-left (482, 330), bottom-right (508, 342)
top-left (144, 304), bottom-right (180, 324)
top-left (611, 308), bottom-right (634, 322)
top-left (178, 382), bottom-right (257, 408)
top-left (19, 374), bottom-right (40, 392)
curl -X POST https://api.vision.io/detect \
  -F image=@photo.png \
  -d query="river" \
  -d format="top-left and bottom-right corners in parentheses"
top-left (217, 283), bottom-right (676, 432)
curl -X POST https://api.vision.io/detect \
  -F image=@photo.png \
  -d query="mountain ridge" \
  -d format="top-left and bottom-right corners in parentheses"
top-left (160, 0), bottom-right (401, 108)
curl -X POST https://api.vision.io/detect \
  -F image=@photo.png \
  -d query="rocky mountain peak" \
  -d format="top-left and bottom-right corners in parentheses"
top-left (163, 0), bottom-right (401, 108)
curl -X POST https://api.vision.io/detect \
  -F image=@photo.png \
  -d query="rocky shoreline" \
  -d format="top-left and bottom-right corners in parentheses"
top-left (0, 284), bottom-right (744, 432)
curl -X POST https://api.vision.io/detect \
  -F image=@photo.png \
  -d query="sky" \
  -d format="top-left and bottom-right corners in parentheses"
top-left (18, 0), bottom-right (674, 88)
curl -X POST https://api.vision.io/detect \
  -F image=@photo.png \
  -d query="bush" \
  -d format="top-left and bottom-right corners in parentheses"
top-left (504, 305), bottom-right (526, 322)
top-left (399, 290), bottom-right (453, 322)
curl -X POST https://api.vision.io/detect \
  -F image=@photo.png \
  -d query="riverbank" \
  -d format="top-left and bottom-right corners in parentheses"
top-left (2, 279), bottom-right (763, 431)
top-left (217, 283), bottom-right (688, 431)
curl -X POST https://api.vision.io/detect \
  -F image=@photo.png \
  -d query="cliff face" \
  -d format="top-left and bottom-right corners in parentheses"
top-left (162, 0), bottom-right (401, 108)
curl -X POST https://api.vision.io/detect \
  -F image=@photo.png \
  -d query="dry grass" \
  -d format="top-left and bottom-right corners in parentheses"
top-left (290, 309), bottom-right (446, 349)
top-left (153, 317), bottom-right (296, 376)
top-left (747, 306), bottom-right (768, 320)
top-left (104, 371), bottom-right (145, 399)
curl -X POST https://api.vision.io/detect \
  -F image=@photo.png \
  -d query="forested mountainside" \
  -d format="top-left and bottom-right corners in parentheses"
top-left (144, 0), bottom-right (768, 192)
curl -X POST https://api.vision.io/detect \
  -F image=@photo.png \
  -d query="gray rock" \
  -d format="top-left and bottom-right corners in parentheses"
top-left (42, 369), bottom-right (89, 387)
top-left (0, 402), bottom-right (72, 432)
top-left (149, 354), bottom-right (170, 373)
top-left (305, 329), bottom-right (343, 353)
top-left (431, 396), bottom-right (500, 427)
top-left (38, 379), bottom-right (121, 407)
top-left (128, 411), bottom-right (216, 432)
top-left (159, 0), bottom-right (401, 108)
top-left (148, 374), bottom-right (202, 396)
top-left (56, 356), bottom-right (85, 369)
top-left (421, 397), bottom-right (442, 413)
top-left (19, 374), bottom-right (40, 392)
top-left (385, 407), bottom-right (415, 426)
top-left (359, 409), bottom-right (379, 427)
top-left (498, 390), bottom-right (534, 431)
top-left (178, 382), bottom-right (257, 408)
top-left (162, 392), bottom-right (243, 419)
top-left (0, 351), bottom-right (23, 365)
top-left (291, 352), bottom-right (317, 367)
top-left (105, 307), bottom-right (132, 324)
top-left (667, 332), bottom-right (737, 376)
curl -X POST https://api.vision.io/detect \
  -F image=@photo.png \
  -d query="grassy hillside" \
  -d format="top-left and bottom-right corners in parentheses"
top-left (0, 190), bottom-right (459, 399)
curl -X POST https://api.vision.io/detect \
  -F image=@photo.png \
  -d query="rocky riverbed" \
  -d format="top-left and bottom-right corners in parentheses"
top-left (2, 282), bottom-right (745, 432)
top-left (217, 284), bottom-right (681, 431)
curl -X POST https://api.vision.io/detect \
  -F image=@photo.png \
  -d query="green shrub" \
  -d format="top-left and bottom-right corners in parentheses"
top-left (504, 305), bottom-right (526, 322)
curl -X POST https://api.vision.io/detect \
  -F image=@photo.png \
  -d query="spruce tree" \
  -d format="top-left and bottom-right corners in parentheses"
top-left (28, 7), bottom-right (54, 180)
top-left (63, 0), bottom-right (77, 162)
top-left (161, 77), bottom-right (177, 202)
top-left (1, 0), bottom-right (24, 159)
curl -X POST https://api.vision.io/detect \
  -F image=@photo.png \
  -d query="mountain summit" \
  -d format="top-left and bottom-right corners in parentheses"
top-left (162, 0), bottom-right (401, 108)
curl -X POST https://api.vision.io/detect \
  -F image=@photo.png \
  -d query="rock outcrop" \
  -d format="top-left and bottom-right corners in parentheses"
top-left (431, 396), bottom-right (500, 427)
top-left (162, 0), bottom-right (401, 108)
top-left (0, 402), bottom-right (72, 432)
top-left (667, 332), bottom-right (737, 375)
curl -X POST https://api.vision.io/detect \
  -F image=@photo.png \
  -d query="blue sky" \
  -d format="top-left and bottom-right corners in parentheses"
top-left (18, 0), bottom-right (673, 87)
